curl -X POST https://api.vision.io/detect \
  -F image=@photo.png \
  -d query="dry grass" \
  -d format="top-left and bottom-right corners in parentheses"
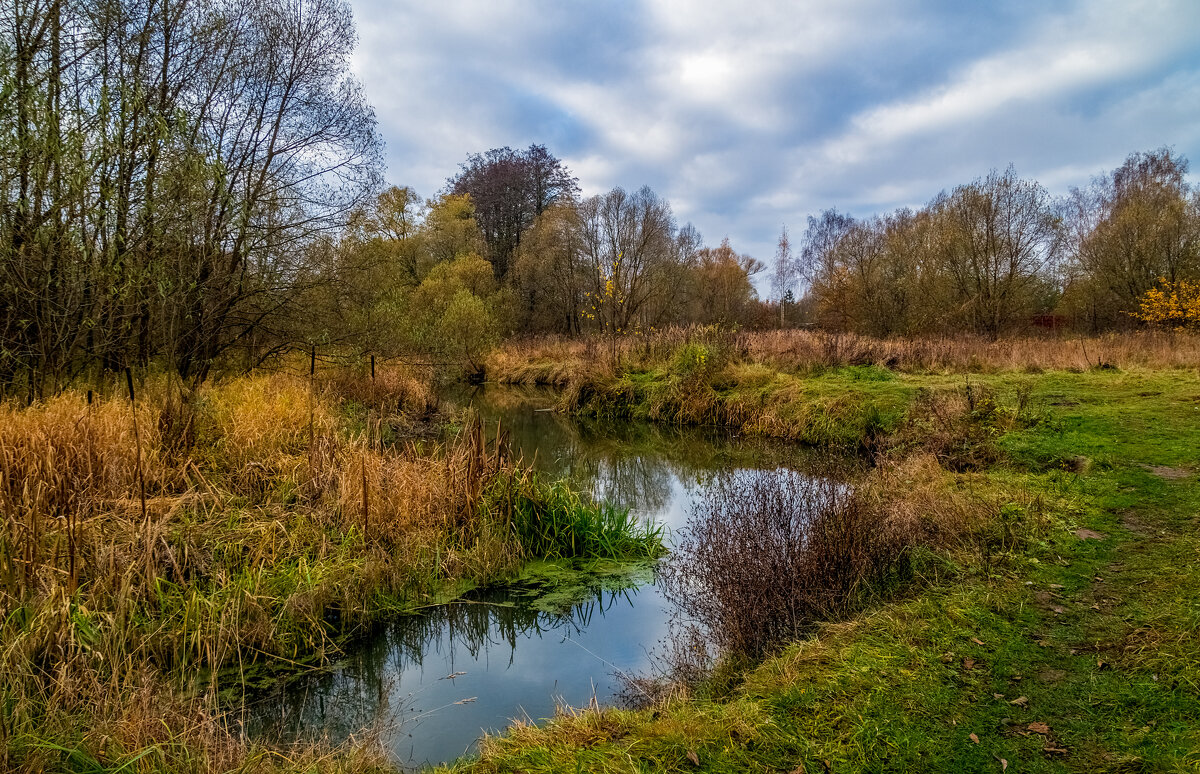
top-left (0, 365), bottom-right (529, 771)
top-left (0, 360), bottom-right (665, 771)
top-left (488, 328), bottom-right (1200, 379)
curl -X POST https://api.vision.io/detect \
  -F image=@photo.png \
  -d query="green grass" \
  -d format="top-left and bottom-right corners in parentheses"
top-left (489, 471), bottom-right (665, 560)
top-left (444, 367), bottom-right (1200, 773)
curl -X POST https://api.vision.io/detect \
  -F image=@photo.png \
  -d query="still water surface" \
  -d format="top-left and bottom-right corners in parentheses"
top-left (248, 386), bottom-right (821, 769)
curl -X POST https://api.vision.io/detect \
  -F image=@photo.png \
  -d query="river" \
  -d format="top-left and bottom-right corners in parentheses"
top-left (246, 385), bottom-right (827, 769)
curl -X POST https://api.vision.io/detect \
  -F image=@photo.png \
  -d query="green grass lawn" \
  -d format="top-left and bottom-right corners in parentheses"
top-left (448, 367), bottom-right (1200, 773)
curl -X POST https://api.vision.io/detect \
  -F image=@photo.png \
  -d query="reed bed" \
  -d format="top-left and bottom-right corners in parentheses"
top-left (487, 472), bottom-right (664, 560)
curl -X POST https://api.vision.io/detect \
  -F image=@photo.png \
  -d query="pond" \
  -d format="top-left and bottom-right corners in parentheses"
top-left (246, 385), bottom-right (831, 769)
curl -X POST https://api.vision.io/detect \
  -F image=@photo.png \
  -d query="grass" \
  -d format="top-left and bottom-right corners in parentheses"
top-left (440, 337), bottom-right (1200, 773)
top-left (489, 472), bottom-right (665, 560)
top-left (0, 365), bottom-right (663, 772)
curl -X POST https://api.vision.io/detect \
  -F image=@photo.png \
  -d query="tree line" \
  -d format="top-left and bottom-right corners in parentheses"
top-left (785, 149), bottom-right (1200, 337)
top-left (4, 0), bottom-right (1196, 396)
top-left (314, 145), bottom-right (768, 372)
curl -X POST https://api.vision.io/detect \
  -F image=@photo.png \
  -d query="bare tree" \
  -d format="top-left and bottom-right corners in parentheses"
top-left (770, 225), bottom-right (792, 326)
top-left (928, 167), bottom-right (1061, 336)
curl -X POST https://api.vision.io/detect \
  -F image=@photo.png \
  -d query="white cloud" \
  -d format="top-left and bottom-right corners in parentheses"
top-left (347, 0), bottom-right (1200, 264)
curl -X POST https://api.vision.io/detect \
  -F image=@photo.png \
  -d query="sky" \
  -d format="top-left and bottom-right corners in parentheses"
top-left (347, 0), bottom-right (1200, 281)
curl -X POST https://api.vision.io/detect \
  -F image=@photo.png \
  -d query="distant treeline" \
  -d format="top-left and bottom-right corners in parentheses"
top-left (790, 150), bottom-right (1199, 337)
top-left (3, 2), bottom-right (1196, 397)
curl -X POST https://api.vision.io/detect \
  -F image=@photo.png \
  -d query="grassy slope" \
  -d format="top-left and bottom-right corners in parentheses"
top-left (449, 368), bottom-right (1200, 773)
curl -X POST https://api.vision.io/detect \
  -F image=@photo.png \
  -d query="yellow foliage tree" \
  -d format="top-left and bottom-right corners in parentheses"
top-left (1132, 279), bottom-right (1200, 329)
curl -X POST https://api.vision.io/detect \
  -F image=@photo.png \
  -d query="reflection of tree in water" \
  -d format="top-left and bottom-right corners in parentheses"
top-left (248, 583), bottom-right (634, 747)
top-left (449, 385), bottom-right (841, 521)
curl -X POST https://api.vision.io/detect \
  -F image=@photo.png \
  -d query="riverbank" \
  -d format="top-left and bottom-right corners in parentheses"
top-left (451, 335), bottom-right (1200, 772)
top-left (0, 367), bottom-right (661, 772)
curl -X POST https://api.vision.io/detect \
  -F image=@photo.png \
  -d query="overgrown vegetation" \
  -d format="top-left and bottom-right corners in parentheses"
top-left (0, 365), bottom-right (661, 771)
top-left (658, 471), bottom-right (906, 659)
top-left (444, 330), bottom-right (1200, 774)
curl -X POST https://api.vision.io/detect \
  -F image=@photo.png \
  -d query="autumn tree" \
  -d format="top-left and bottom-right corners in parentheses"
top-left (927, 167), bottom-right (1061, 336)
top-left (446, 144), bottom-right (578, 280)
top-left (577, 186), bottom-right (678, 333)
top-left (1065, 148), bottom-right (1200, 329)
top-left (510, 203), bottom-right (588, 333)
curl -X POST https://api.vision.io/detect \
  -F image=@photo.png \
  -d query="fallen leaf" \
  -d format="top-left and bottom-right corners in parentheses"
top-left (686, 750), bottom-right (699, 766)
top-left (1097, 659), bottom-right (1109, 669)
top-left (1010, 696), bottom-right (1030, 707)
top-left (1049, 583), bottom-right (1065, 589)
top-left (1028, 721), bottom-right (1051, 734)
top-left (993, 693), bottom-right (1005, 699)
top-left (971, 637), bottom-right (986, 646)
top-left (1052, 606), bottom-right (1065, 614)
top-left (963, 658), bottom-right (977, 670)
top-left (1043, 745), bottom-right (1069, 754)
top-left (969, 733), bottom-right (980, 744)
top-left (1074, 528), bottom-right (1106, 540)
top-left (995, 755), bottom-right (1008, 771)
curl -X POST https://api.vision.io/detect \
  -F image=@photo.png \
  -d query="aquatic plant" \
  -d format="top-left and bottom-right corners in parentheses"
top-left (486, 471), bottom-right (664, 560)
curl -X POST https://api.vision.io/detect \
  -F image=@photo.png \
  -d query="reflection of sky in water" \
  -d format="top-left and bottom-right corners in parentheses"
top-left (249, 386), bottom-right (828, 769)
top-left (250, 585), bottom-right (673, 768)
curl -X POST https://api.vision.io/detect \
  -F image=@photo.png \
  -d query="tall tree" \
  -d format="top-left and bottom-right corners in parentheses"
top-left (771, 225), bottom-right (793, 326)
top-left (446, 143), bottom-right (578, 280)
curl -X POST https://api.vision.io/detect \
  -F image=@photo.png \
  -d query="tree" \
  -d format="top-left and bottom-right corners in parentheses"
top-left (927, 167), bottom-right (1061, 336)
top-left (1067, 148), bottom-right (1200, 329)
top-left (771, 226), bottom-right (793, 326)
top-left (798, 210), bottom-right (856, 331)
top-left (446, 144), bottom-right (578, 280)
top-left (577, 186), bottom-right (677, 333)
top-left (510, 203), bottom-right (587, 334)
top-left (691, 238), bottom-right (764, 327)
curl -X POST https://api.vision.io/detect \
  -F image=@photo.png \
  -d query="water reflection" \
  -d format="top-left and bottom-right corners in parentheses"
top-left (450, 384), bottom-right (821, 533)
top-left (249, 385), bottom-right (836, 769)
top-left (249, 581), bottom-right (672, 769)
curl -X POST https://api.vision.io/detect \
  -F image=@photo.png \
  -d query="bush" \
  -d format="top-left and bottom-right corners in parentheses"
top-left (658, 469), bottom-right (909, 659)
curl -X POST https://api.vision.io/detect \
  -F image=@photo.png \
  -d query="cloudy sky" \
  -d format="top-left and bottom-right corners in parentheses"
top-left (347, 0), bottom-right (1200, 271)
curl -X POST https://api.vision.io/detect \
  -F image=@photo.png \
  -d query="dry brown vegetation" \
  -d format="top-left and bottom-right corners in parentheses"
top-left (488, 328), bottom-right (1200, 383)
top-left (0, 366), bottom-right (533, 771)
